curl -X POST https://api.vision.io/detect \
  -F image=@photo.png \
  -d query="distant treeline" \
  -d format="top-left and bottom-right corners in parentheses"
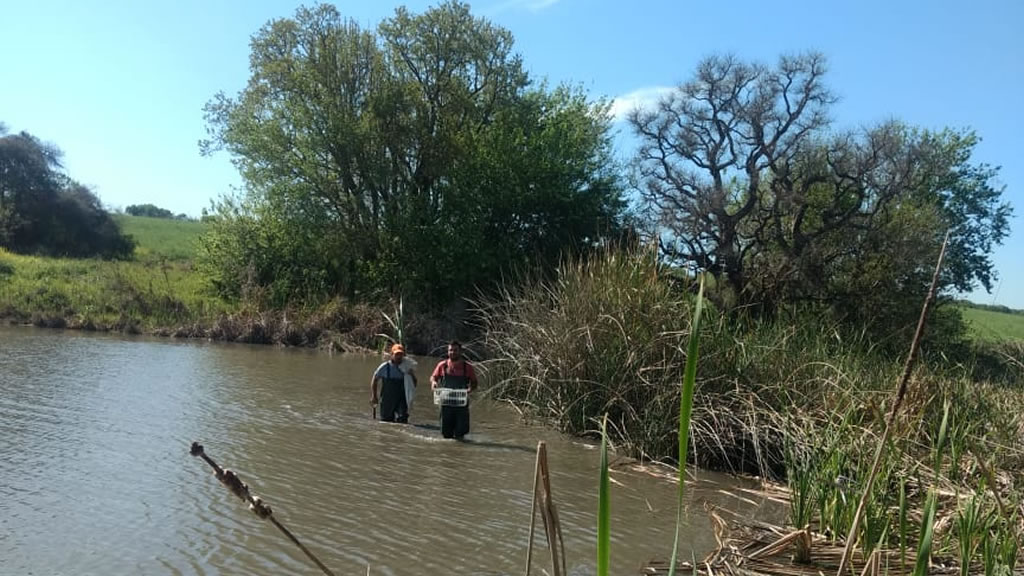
top-left (958, 299), bottom-right (1024, 316)
top-left (123, 204), bottom-right (192, 221)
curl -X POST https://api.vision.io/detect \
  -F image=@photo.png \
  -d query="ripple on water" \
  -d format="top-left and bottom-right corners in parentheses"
top-left (1, 326), bottom-right (787, 575)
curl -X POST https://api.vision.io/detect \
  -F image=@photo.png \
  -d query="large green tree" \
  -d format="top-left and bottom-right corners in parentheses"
top-left (629, 53), bottom-right (1011, 335)
top-left (0, 127), bottom-right (134, 258)
top-left (0, 127), bottom-right (64, 250)
top-left (200, 2), bottom-right (625, 307)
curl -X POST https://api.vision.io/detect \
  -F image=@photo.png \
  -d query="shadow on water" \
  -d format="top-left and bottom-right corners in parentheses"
top-left (335, 403), bottom-right (542, 454)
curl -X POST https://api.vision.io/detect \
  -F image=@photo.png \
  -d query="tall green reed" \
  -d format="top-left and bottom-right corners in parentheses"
top-left (983, 526), bottom-right (999, 576)
top-left (598, 413), bottom-right (610, 576)
top-left (934, 400), bottom-right (951, 483)
top-left (998, 522), bottom-right (1017, 575)
top-left (861, 497), bottom-right (890, 562)
top-left (957, 494), bottom-right (990, 576)
top-left (912, 400), bottom-right (951, 576)
top-left (595, 273), bottom-right (704, 576)
top-left (914, 490), bottom-right (939, 576)
top-left (899, 479), bottom-right (909, 571)
top-left (668, 274), bottom-right (704, 576)
top-left (785, 443), bottom-right (816, 532)
top-left (377, 296), bottom-right (405, 349)
top-left (980, 504), bottom-right (1017, 576)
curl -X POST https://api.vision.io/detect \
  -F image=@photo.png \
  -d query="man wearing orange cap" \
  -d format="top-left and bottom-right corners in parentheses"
top-left (371, 343), bottom-right (417, 423)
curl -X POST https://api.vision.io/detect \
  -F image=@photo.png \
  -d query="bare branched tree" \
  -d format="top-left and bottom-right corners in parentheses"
top-left (629, 53), bottom-right (1009, 325)
top-left (630, 53), bottom-right (834, 309)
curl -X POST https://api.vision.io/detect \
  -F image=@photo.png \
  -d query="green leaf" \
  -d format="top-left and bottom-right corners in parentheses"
top-left (935, 400), bottom-right (951, 474)
top-left (668, 274), bottom-right (705, 576)
top-left (914, 489), bottom-right (939, 576)
top-left (598, 413), bottom-right (611, 576)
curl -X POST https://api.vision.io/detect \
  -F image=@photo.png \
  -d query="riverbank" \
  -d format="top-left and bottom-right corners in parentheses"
top-left (0, 248), bottom-right (466, 354)
top-left (5, 238), bottom-right (1023, 474)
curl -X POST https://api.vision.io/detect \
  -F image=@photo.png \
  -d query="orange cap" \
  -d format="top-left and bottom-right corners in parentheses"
top-left (391, 343), bottom-right (405, 355)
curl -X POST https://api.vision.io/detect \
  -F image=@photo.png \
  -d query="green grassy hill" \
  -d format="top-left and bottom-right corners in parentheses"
top-left (1, 216), bottom-right (222, 330)
top-left (960, 304), bottom-right (1024, 342)
top-left (114, 214), bottom-right (208, 261)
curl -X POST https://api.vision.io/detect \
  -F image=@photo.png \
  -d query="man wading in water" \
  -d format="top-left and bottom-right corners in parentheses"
top-left (430, 341), bottom-right (477, 439)
top-left (371, 344), bottom-right (417, 423)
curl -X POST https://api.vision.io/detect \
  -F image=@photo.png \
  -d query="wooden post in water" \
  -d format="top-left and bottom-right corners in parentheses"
top-left (524, 441), bottom-right (566, 576)
top-left (525, 442), bottom-right (542, 576)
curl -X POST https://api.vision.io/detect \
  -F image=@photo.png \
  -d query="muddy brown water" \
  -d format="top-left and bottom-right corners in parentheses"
top-left (0, 325), bottom-right (786, 575)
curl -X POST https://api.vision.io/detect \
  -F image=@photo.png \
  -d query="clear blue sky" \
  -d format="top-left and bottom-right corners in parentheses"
top-left (2, 0), bottom-right (1021, 308)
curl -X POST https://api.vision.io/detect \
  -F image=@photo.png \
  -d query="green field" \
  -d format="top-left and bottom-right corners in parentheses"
top-left (114, 214), bottom-right (208, 261)
top-left (0, 247), bottom-right (230, 329)
top-left (961, 305), bottom-right (1024, 342)
top-left (1, 217), bottom-right (225, 330)
top-left (0, 216), bottom-right (379, 347)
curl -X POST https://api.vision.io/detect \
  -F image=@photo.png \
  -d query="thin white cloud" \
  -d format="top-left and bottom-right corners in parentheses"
top-left (606, 83), bottom-right (679, 121)
top-left (609, 86), bottom-right (675, 123)
top-left (488, 0), bottom-right (562, 15)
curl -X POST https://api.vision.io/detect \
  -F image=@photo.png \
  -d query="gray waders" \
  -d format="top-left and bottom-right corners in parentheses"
top-left (379, 363), bottom-right (408, 423)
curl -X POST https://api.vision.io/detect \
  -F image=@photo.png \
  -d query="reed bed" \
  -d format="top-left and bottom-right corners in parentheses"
top-left (475, 245), bottom-right (1024, 576)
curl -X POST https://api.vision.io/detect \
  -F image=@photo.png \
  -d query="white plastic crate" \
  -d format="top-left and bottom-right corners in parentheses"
top-left (433, 387), bottom-right (468, 407)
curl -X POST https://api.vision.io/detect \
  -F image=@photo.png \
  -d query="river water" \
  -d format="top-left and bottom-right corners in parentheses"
top-left (0, 325), bottom-right (784, 575)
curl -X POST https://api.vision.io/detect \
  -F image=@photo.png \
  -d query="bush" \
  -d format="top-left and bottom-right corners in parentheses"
top-left (1, 130), bottom-right (134, 259)
top-left (475, 246), bottom-right (1022, 479)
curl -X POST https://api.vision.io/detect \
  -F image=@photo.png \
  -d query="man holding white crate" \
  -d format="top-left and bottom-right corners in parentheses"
top-left (430, 340), bottom-right (477, 439)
